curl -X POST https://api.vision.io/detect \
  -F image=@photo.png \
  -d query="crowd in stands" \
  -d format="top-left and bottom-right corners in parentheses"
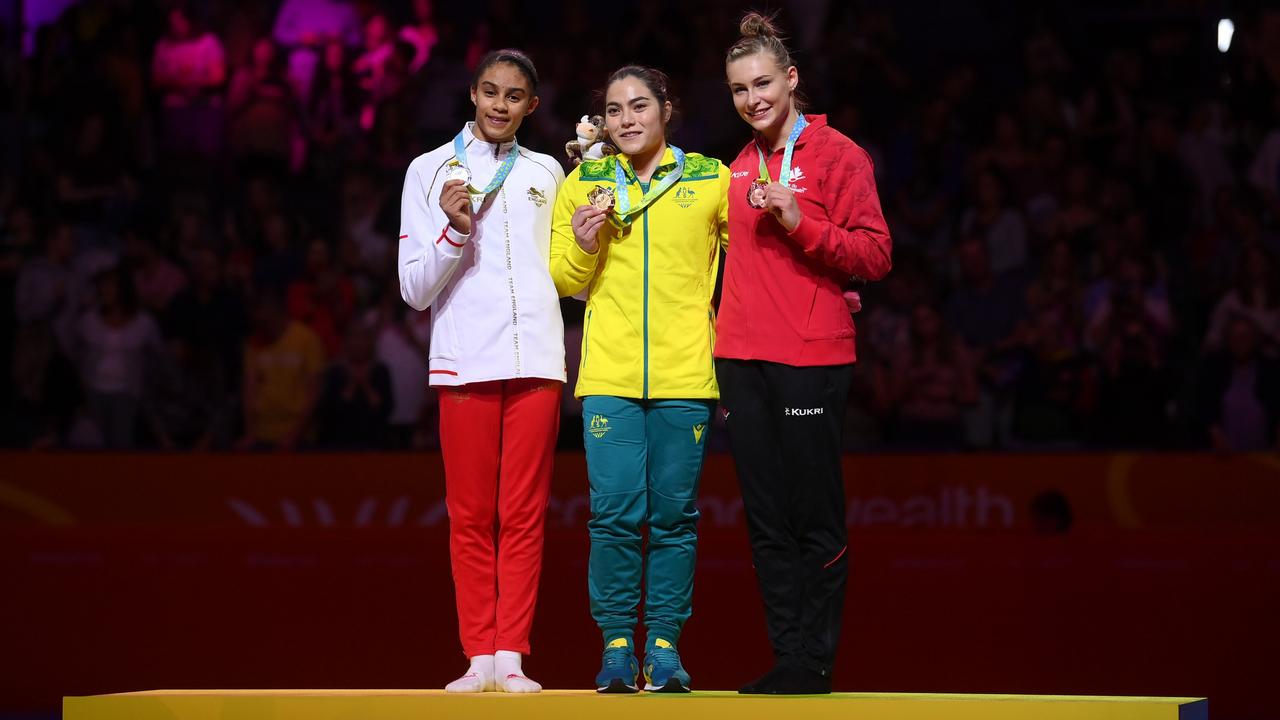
top-left (1, 0), bottom-right (1278, 451)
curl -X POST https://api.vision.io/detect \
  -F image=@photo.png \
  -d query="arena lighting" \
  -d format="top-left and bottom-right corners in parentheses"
top-left (1218, 18), bottom-right (1235, 53)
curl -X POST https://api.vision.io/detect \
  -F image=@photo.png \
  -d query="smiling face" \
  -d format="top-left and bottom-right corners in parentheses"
top-left (726, 52), bottom-right (798, 137)
top-left (469, 62), bottom-right (539, 144)
top-left (604, 76), bottom-right (671, 159)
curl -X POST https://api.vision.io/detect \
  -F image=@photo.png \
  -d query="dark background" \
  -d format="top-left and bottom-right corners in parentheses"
top-left (0, 2), bottom-right (1277, 720)
top-left (1, 0), bottom-right (1278, 452)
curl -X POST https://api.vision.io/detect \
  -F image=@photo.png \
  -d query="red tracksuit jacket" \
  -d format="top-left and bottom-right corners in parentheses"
top-left (715, 114), bottom-right (892, 366)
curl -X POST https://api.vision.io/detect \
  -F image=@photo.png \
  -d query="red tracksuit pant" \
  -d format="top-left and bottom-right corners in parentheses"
top-left (437, 378), bottom-right (561, 657)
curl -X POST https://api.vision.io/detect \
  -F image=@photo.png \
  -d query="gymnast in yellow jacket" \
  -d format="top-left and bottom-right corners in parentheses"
top-left (549, 65), bottom-right (729, 693)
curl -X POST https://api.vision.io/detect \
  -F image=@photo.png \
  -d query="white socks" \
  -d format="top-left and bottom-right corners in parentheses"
top-left (496, 650), bottom-right (542, 693)
top-left (445, 654), bottom-right (495, 693)
top-left (444, 651), bottom-right (541, 693)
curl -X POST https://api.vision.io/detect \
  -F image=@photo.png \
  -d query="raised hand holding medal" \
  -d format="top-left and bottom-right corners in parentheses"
top-left (751, 114), bottom-right (808, 231)
top-left (439, 177), bottom-right (473, 236)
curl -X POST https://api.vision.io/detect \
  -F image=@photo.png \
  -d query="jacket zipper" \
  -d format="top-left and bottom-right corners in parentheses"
top-left (641, 180), bottom-right (650, 399)
top-left (583, 309), bottom-right (592, 366)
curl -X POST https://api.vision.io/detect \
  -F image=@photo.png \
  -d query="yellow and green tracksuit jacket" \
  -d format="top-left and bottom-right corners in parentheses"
top-left (550, 147), bottom-right (730, 399)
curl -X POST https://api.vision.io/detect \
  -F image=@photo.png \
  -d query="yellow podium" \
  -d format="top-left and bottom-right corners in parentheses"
top-left (64, 689), bottom-right (1207, 720)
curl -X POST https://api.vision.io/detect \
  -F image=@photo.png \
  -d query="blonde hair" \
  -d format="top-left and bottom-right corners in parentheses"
top-left (727, 11), bottom-right (794, 67)
top-left (726, 11), bottom-right (806, 111)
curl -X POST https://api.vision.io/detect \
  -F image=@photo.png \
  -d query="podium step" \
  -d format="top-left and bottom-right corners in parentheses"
top-left (64, 689), bottom-right (1207, 720)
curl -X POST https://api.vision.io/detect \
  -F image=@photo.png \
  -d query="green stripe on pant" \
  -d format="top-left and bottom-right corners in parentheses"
top-left (581, 395), bottom-right (715, 644)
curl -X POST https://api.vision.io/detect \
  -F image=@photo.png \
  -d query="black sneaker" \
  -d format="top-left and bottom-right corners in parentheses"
top-left (738, 664), bottom-right (832, 694)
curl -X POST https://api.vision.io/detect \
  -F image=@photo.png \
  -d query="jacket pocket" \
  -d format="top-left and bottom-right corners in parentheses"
top-left (802, 282), bottom-right (855, 341)
top-left (428, 307), bottom-right (460, 370)
top-left (708, 309), bottom-right (716, 363)
top-left (582, 309), bottom-right (592, 367)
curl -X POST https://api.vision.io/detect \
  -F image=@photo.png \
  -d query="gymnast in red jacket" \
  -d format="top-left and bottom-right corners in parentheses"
top-left (716, 11), bottom-right (893, 695)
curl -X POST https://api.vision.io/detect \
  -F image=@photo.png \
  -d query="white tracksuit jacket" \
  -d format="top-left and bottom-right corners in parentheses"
top-left (398, 124), bottom-right (566, 386)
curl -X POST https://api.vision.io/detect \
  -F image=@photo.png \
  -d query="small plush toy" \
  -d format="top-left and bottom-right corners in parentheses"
top-left (565, 114), bottom-right (616, 166)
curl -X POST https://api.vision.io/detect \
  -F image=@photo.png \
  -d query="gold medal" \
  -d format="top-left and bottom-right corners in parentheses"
top-left (588, 185), bottom-right (615, 212)
top-left (747, 180), bottom-right (769, 209)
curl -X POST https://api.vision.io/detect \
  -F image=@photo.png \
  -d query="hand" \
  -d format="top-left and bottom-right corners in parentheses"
top-left (439, 179), bottom-right (473, 235)
top-left (843, 291), bottom-right (863, 314)
top-left (763, 182), bottom-right (802, 232)
top-left (571, 205), bottom-right (608, 253)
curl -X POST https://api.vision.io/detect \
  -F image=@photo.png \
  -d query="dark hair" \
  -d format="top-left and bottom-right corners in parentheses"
top-left (601, 65), bottom-right (681, 135)
top-left (472, 48), bottom-right (539, 92)
top-left (726, 11), bottom-right (807, 112)
top-left (94, 265), bottom-right (141, 316)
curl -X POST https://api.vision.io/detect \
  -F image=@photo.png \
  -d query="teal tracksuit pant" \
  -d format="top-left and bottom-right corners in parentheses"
top-left (581, 395), bottom-right (714, 644)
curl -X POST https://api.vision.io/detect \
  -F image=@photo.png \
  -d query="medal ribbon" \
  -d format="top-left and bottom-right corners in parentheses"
top-left (755, 114), bottom-right (808, 185)
top-left (452, 126), bottom-right (519, 197)
top-left (611, 145), bottom-right (686, 226)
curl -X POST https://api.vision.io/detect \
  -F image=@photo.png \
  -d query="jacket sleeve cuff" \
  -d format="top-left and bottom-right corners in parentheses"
top-left (565, 239), bottom-right (600, 272)
top-left (435, 224), bottom-right (469, 256)
top-left (785, 213), bottom-right (821, 251)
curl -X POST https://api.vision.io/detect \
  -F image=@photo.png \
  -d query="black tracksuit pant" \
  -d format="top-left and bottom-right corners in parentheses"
top-left (715, 358), bottom-right (853, 677)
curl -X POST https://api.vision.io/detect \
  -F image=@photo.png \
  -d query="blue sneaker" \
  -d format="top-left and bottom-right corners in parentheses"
top-left (596, 637), bottom-right (639, 693)
top-left (643, 637), bottom-right (691, 692)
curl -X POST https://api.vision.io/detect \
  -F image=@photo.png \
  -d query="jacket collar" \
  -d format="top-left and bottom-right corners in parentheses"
top-left (755, 113), bottom-right (827, 153)
top-left (616, 145), bottom-right (679, 184)
top-left (461, 122), bottom-right (517, 157)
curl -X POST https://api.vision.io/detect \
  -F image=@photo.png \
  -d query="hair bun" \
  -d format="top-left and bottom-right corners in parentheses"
top-left (739, 11), bottom-right (780, 39)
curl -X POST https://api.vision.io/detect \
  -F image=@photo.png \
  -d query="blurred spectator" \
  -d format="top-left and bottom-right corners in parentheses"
top-left (1093, 293), bottom-right (1176, 447)
top-left (228, 37), bottom-right (303, 170)
top-left (1009, 305), bottom-right (1097, 447)
top-left (307, 40), bottom-right (360, 177)
top-left (317, 317), bottom-right (392, 448)
top-left (15, 222), bottom-right (82, 349)
top-left (1048, 162), bottom-right (1102, 247)
top-left (946, 235), bottom-right (1029, 447)
top-left (1085, 251), bottom-right (1174, 352)
top-left (73, 266), bottom-right (166, 448)
top-left (5, 2), bottom-right (1280, 454)
top-left (56, 112), bottom-right (136, 234)
top-left (1078, 48), bottom-right (1141, 163)
top-left (253, 210), bottom-right (302, 290)
top-left (238, 288), bottom-right (324, 451)
top-left (1203, 246), bottom-right (1280, 357)
top-left (958, 166), bottom-right (1028, 277)
top-left (352, 13), bottom-right (397, 132)
top-left (7, 322), bottom-right (81, 448)
top-left (124, 227), bottom-right (187, 315)
top-left (947, 236), bottom-right (1026, 352)
top-left (1249, 112), bottom-right (1280, 222)
top-left (891, 161), bottom-right (952, 267)
top-left (399, 0), bottom-right (439, 74)
top-left (151, 5), bottom-right (226, 158)
top-left (163, 246), bottom-right (248, 391)
top-left (339, 170), bottom-right (393, 278)
top-left (145, 333), bottom-right (235, 451)
top-left (287, 238), bottom-right (355, 357)
top-left (1178, 101), bottom-right (1235, 224)
top-left (374, 298), bottom-right (432, 449)
top-left (272, 0), bottom-right (361, 104)
top-left (874, 303), bottom-right (979, 448)
top-left (1195, 316), bottom-right (1280, 452)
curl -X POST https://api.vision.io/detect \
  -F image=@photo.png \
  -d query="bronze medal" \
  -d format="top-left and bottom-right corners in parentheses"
top-left (588, 185), bottom-right (615, 212)
top-left (747, 180), bottom-right (769, 209)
